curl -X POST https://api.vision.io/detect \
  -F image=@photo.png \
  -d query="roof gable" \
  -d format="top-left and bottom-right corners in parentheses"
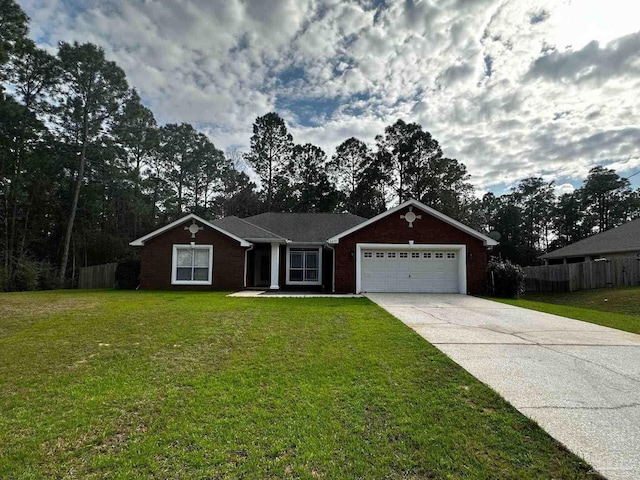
top-left (326, 199), bottom-right (498, 246)
top-left (129, 214), bottom-right (251, 247)
top-left (541, 217), bottom-right (640, 259)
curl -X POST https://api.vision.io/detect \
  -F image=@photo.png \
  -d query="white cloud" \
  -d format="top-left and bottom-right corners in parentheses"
top-left (554, 182), bottom-right (575, 196)
top-left (16, 0), bottom-right (640, 194)
top-left (548, 0), bottom-right (640, 49)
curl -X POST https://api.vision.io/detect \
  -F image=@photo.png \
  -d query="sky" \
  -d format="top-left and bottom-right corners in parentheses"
top-left (17, 0), bottom-right (640, 196)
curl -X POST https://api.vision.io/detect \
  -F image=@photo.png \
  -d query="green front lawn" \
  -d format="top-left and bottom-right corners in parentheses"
top-left (490, 287), bottom-right (640, 334)
top-left (0, 290), bottom-right (597, 478)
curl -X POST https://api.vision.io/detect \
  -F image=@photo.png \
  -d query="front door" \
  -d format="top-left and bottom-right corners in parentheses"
top-left (254, 249), bottom-right (271, 287)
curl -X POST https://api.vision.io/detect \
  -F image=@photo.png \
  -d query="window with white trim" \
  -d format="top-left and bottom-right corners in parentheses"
top-left (435, 252), bottom-right (444, 259)
top-left (364, 251), bottom-right (373, 258)
top-left (172, 245), bottom-right (213, 285)
top-left (375, 252), bottom-right (384, 258)
top-left (411, 252), bottom-right (420, 258)
top-left (399, 252), bottom-right (408, 258)
top-left (423, 252), bottom-right (432, 259)
top-left (287, 247), bottom-right (321, 285)
top-left (447, 252), bottom-right (456, 259)
top-left (387, 252), bottom-right (396, 258)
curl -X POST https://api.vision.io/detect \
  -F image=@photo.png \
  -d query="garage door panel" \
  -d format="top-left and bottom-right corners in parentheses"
top-left (361, 247), bottom-right (461, 293)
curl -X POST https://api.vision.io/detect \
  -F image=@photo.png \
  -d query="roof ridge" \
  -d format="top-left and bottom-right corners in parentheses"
top-left (234, 216), bottom-right (287, 240)
top-left (246, 211), bottom-right (366, 217)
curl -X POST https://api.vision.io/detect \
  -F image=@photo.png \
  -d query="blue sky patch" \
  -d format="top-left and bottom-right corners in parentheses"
top-left (275, 96), bottom-right (342, 127)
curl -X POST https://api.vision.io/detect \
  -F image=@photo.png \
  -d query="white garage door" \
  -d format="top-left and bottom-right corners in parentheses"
top-left (360, 248), bottom-right (461, 293)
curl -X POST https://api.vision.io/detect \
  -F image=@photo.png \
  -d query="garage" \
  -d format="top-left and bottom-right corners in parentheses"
top-left (327, 199), bottom-right (497, 294)
top-left (357, 244), bottom-right (467, 294)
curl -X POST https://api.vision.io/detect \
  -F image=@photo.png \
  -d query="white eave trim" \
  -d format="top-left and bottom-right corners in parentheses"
top-left (246, 238), bottom-right (288, 243)
top-left (327, 199), bottom-right (498, 247)
top-left (541, 247), bottom-right (640, 259)
top-left (129, 213), bottom-right (252, 247)
top-left (286, 242), bottom-right (326, 246)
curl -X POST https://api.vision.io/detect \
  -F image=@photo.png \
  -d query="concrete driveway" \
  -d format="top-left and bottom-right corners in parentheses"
top-left (366, 293), bottom-right (640, 480)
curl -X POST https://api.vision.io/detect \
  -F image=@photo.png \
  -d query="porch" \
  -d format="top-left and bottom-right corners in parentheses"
top-left (245, 243), bottom-right (335, 292)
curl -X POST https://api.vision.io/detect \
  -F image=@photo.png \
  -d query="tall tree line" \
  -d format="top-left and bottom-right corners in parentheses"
top-left (479, 168), bottom-right (640, 265)
top-left (0, 1), bottom-right (257, 289)
top-left (1, 1), bottom-right (639, 290)
top-left (244, 116), bottom-right (475, 220)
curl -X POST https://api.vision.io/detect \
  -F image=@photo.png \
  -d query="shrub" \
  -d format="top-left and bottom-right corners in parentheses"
top-left (13, 259), bottom-right (40, 291)
top-left (38, 262), bottom-right (60, 290)
top-left (115, 259), bottom-right (141, 290)
top-left (487, 258), bottom-right (525, 298)
top-left (0, 266), bottom-right (6, 292)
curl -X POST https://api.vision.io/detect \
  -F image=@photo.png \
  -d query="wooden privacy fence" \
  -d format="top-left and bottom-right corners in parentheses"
top-left (524, 258), bottom-right (640, 292)
top-left (78, 262), bottom-right (117, 289)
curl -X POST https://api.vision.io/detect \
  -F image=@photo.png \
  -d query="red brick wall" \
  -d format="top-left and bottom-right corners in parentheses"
top-left (334, 206), bottom-right (490, 294)
top-left (139, 220), bottom-right (246, 290)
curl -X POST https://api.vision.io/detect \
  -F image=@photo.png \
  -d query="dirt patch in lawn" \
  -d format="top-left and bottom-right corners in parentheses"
top-left (0, 296), bottom-right (99, 319)
top-left (0, 296), bottom-right (101, 339)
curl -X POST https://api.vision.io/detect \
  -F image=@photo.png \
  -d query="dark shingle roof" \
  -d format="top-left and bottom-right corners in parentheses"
top-left (541, 217), bottom-right (640, 259)
top-left (241, 212), bottom-right (368, 243)
top-left (211, 216), bottom-right (285, 241)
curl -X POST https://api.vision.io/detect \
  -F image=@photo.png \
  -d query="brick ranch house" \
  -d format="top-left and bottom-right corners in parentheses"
top-left (130, 199), bottom-right (498, 294)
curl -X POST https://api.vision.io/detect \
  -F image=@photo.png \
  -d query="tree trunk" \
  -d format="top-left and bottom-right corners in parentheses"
top-left (7, 157), bottom-right (21, 282)
top-left (398, 161), bottom-right (404, 204)
top-left (266, 159), bottom-right (273, 212)
top-left (152, 178), bottom-right (158, 221)
top-left (58, 121), bottom-right (88, 285)
top-left (6, 98), bottom-right (31, 283)
top-left (3, 194), bottom-right (9, 286)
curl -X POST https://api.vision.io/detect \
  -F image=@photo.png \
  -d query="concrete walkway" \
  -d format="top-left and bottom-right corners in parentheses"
top-left (228, 290), bottom-right (362, 298)
top-left (366, 293), bottom-right (640, 480)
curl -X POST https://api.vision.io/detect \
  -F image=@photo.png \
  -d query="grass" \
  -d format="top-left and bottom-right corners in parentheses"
top-left (489, 287), bottom-right (640, 334)
top-left (0, 290), bottom-right (600, 479)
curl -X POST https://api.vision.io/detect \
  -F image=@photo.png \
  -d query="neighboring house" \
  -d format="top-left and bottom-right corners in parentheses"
top-left (541, 217), bottom-right (640, 265)
top-left (129, 199), bottom-right (498, 294)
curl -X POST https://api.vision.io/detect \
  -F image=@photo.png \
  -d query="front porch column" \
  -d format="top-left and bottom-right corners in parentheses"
top-left (270, 243), bottom-right (280, 290)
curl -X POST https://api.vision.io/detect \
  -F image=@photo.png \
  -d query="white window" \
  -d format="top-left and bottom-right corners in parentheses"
top-left (364, 251), bottom-right (373, 258)
top-left (435, 252), bottom-right (444, 259)
top-left (375, 252), bottom-right (384, 258)
top-left (387, 252), bottom-right (396, 258)
top-left (411, 252), bottom-right (420, 258)
top-left (171, 245), bottom-right (213, 285)
top-left (287, 247), bottom-right (321, 285)
top-left (399, 252), bottom-right (408, 258)
top-left (447, 252), bottom-right (456, 259)
top-left (423, 252), bottom-right (432, 259)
